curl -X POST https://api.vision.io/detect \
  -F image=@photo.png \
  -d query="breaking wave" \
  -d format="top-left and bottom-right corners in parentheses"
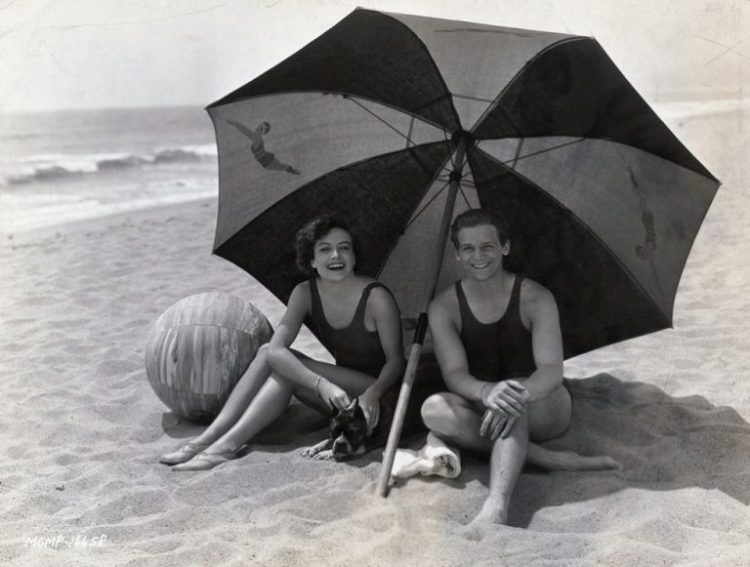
top-left (3, 145), bottom-right (216, 186)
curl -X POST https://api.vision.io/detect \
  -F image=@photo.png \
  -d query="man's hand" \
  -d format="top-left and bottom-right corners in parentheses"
top-left (479, 409), bottom-right (519, 440)
top-left (357, 388), bottom-right (380, 433)
top-left (481, 380), bottom-right (528, 416)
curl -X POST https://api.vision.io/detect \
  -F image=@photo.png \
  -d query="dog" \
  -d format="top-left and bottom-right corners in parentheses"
top-left (302, 356), bottom-right (443, 462)
top-left (301, 395), bottom-right (398, 461)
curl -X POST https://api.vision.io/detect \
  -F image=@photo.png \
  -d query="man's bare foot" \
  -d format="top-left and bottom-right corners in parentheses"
top-left (455, 501), bottom-right (507, 540)
top-left (470, 499), bottom-right (508, 526)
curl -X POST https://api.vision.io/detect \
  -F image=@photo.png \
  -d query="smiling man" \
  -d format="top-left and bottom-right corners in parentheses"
top-left (421, 208), bottom-right (619, 527)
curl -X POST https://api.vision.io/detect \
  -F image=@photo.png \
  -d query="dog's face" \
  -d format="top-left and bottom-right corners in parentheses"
top-left (329, 399), bottom-right (369, 461)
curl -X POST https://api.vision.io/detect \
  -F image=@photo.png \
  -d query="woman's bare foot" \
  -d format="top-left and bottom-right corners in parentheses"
top-left (171, 442), bottom-right (241, 472)
top-left (158, 441), bottom-right (209, 465)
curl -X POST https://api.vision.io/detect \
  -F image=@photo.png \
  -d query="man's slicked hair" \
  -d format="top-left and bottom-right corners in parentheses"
top-left (450, 209), bottom-right (510, 248)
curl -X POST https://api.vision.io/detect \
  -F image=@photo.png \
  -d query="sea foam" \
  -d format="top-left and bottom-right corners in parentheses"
top-left (2, 145), bottom-right (217, 186)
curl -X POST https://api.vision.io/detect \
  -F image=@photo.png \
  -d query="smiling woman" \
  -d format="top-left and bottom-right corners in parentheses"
top-left (160, 214), bottom-right (406, 471)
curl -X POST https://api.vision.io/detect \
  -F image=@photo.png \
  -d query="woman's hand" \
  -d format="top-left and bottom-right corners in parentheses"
top-left (316, 377), bottom-right (352, 411)
top-left (480, 380), bottom-right (528, 416)
top-left (357, 388), bottom-right (381, 433)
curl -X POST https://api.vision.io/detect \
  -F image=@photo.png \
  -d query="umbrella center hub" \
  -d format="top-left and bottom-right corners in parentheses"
top-left (451, 129), bottom-right (475, 149)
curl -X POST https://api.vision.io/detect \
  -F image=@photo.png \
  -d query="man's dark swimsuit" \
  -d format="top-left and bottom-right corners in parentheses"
top-left (456, 275), bottom-right (572, 399)
top-left (307, 279), bottom-right (390, 377)
top-left (456, 275), bottom-right (536, 380)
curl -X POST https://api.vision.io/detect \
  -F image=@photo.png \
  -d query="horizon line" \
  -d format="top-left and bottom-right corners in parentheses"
top-left (2, 92), bottom-right (748, 115)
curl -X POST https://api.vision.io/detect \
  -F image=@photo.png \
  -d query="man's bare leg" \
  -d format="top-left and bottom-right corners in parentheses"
top-left (472, 412), bottom-right (529, 525)
top-left (421, 392), bottom-right (520, 524)
top-left (421, 385), bottom-right (618, 525)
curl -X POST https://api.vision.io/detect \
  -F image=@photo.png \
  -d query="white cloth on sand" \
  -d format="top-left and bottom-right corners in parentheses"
top-left (391, 432), bottom-right (461, 481)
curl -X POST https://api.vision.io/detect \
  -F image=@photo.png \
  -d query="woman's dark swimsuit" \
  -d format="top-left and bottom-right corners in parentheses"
top-left (306, 279), bottom-right (390, 377)
top-left (456, 275), bottom-right (572, 398)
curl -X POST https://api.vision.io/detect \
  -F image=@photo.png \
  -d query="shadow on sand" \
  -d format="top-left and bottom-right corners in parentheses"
top-left (162, 372), bottom-right (750, 525)
top-left (458, 373), bottom-right (750, 527)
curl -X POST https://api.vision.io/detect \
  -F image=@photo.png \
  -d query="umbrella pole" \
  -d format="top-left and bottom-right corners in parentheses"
top-left (376, 138), bottom-right (466, 497)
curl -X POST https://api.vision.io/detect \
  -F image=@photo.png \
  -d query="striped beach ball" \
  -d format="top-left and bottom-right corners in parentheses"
top-left (145, 292), bottom-right (273, 422)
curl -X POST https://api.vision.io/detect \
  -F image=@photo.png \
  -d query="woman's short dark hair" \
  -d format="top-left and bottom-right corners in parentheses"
top-left (294, 214), bottom-right (358, 276)
top-left (450, 209), bottom-right (510, 248)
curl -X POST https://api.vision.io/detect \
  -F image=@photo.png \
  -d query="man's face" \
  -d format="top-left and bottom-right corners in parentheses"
top-left (455, 224), bottom-right (509, 281)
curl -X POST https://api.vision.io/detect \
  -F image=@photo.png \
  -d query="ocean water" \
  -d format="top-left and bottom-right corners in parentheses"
top-left (0, 106), bottom-right (218, 234)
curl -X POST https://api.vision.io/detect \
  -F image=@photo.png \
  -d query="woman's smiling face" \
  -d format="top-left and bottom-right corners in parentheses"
top-left (311, 227), bottom-right (356, 281)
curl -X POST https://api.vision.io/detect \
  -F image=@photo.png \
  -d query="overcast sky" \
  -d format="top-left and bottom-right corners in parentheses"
top-left (0, 0), bottom-right (747, 112)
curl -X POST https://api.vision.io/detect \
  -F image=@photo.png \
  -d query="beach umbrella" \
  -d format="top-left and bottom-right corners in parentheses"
top-left (206, 9), bottom-right (719, 495)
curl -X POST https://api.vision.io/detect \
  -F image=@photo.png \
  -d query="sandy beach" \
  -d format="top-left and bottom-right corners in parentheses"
top-left (1, 101), bottom-right (749, 566)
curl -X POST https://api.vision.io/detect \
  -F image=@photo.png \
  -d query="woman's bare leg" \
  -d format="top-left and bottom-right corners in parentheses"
top-left (199, 373), bottom-right (295, 455)
top-left (180, 357), bottom-right (376, 458)
top-left (159, 345), bottom-right (275, 464)
top-left (188, 344), bottom-right (274, 447)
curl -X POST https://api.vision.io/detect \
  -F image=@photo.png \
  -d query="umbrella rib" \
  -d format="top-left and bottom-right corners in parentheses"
top-left (499, 137), bottom-right (587, 168)
top-left (347, 96), bottom-right (418, 146)
top-left (469, 36), bottom-right (588, 136)
top-left (378, 11), bottom-right (463, 131)
top-left (412, 93), bottom-right (455, 119)
top-left (472, 138), bottom-right (588, 184)
top-left (373, 151), bottom-right (456, 279)
top-left (212, 89), bottom-right (455, 136)
top-left (458, 184), bottom-right (472, 208)
top-left (452, 93), bottom-right (496, 103)
top-left (404, 179), bottom-right (451, 231)
top-left (471, 147), bottom-right (671, 327)
top-left (447, 133), bottom-right (474, 172)
top-left (407, 117), bottom-right (416, 148)
top-left (458, 152), bottom-right (471, 172)
top-left (511, 137), bottom-right (585, 163)
top-left (478, 136), bottom-right (707, 186)
top-left (215, 140), bottom-right (452, 250)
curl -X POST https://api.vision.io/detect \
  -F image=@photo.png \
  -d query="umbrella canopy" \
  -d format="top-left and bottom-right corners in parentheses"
top-left (207, 8), bottom-right (719, 359)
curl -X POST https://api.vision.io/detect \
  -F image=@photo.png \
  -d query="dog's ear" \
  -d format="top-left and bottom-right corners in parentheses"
top-left (329, 399), bottom-right (340, 415)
